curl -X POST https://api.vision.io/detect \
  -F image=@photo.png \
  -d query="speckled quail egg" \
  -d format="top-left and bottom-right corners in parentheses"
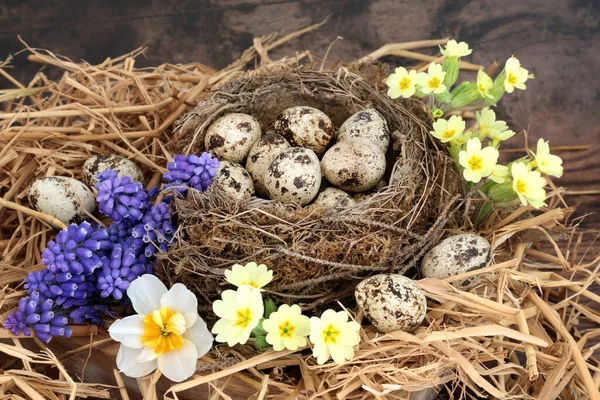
top-left (82, 155), bottom-right (144, 188)
top-left (355, 274), bottom-right (427, 333)
top-left (313, 187), bottom-right (356, 207)
top-left (205, 113), bottom-right (261, 163)
top-left (28, 177), bottom-right (96, 225)
top-left (212, 160), bottom-right (255, 201)
top-left (321, 138), bottom-right (386, 193)
top-left (264, 147), bottom-right (321, 205)
top-left (273, 106), bottom-right (334, 155)
top-left (245, 133), bottom-right (291, 197)
top-left (420, 234), bottom-right (491, 290)
top-left (338, 109), bottom-right (390, 153)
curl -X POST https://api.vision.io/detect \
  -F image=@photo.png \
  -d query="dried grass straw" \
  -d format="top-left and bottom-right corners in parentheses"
top-left (0, 22), bottom-right (598, 399)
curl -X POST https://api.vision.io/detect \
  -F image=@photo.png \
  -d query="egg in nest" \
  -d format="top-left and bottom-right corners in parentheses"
top-left (273, 106), bottom-right (334, 156)
top-left (264, 147), bottom-right (321, 205)
top-left (205, 113), bottom-right (261, 163)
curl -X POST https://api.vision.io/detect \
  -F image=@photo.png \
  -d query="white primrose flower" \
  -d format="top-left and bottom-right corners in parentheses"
top-left (476, 108), bottom-right (515, 142)
top-left (430, 115), bottom-right (466, 143)
top-left (504, 56), bottom-right (530, 93)
top-left (416, 63), bottom-right (447, 94)
top-left (309, 309), bottom-right (361, 365)
top-left (211, 286), bottom-right (264, 346)
top-left (262, 304), bottom-right (310, 351)
top-left (440, 39), bottom-right (472, 58)
top-left (511, 162), bottom-right (547, 208)
top-left (108, 275), bottom-right (213, 382)
top-left (477, 70), bottom-right (494, 99)
top-left (224, 262), bottom-right (273, 290)
top-left (458, 138), bottom-right (500, 183)
top-left (533, 139), bottom-right (563, 178)
top-left (386, 67), bottom-right (418, 98)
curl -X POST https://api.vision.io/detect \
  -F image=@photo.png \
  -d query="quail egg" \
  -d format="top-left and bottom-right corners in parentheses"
top-left (29, 176), bottom-right (96, 225)
top-left (338, 108), bottom-right (390, 153)
top-left (82, 155), bottom-right (144, 188)
top-left (313, 187), bottom-right (356, 207)
top-left (264, 147), bottom-right (321, 205)
top-left (205, 113), bottom-right (261, 163)
top-left (355, 274), bottom-right (427, 333)
top-left (212, 160), bottom-right (255, 201)
top-left (245, 133), bottom-right (291, 197)
top-left (273, 106), bottom-right (334, 155)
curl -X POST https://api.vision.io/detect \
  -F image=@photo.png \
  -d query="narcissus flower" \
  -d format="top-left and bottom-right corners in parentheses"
top-left (309, 309), bottom-right (361, 365)
top-left (416, 63), bottom-right (447, 94)
top-left (440, 39), bottom-right (472, 58)
top-left (212, 286), bottom-right (264, 346)
top-left (458, 138), bottom-right (499, 183)
top-left (504, 57), bottom-right (530, 93)
top-left (476, 108), bottom-right (515, 142)
top-left (511, 162), bottom-right (547, 208)
top-left (386, 67), bottom-right (418, 99)
top-left (224, 262), bottom-right (273, 290)
top-left (108, 275), bottom-right (213, 382)
top-left (430, 115), bottom-right (466, 143)
top-left (489, 164), bottom-right (509, 184)
top-left (262, 304), bottom-right (310, 351)
top-left (477, 70), bottom-right (494, 99)
top-left (533, 139), bottom-right (563, 178)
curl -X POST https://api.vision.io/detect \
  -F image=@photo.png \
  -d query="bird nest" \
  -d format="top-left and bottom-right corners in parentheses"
top-left (161, 64), bottom-right (466, 309)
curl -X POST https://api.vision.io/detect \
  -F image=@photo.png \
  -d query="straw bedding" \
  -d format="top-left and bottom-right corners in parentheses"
top-left (0, 27), bottom-right (598, 400)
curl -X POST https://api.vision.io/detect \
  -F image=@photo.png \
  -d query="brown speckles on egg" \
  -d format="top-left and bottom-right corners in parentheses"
top-left (264, 147), bottom-right (321, 205)
top-left (245, 133), bottom-right (290, 197)
top-left (82, 155), bottom-right (143, 187)
top-left (337, 109), bottom-right (390, 153)
top-left (205, 113), bottom-right (261, 163)
top-left (212, 161), bottom-right (254, 201)
top-left (312, 187), bottom-right (356, 208)
top-left (273, 106), bottom-right (334, 155)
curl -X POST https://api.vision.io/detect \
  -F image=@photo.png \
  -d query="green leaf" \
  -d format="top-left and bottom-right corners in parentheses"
top-left (252, 318), bottom-right (268, 337)
top-left (264, 297), bottom-right (277, 318)
top-left (254, 335), bottom-right (271, 352)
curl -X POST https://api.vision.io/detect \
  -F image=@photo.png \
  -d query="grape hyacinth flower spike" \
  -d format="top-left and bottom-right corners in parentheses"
top-left (95, 169), bottom-right (150, 222)
top-left (163, 153), bottom-right (219, 194)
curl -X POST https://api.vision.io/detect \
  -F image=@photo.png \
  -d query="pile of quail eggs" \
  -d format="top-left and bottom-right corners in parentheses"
top-left (203, 106), bottom-right (390, 206)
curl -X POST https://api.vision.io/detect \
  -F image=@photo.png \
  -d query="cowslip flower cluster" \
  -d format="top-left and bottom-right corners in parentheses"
top-left (212, 262), bottom-right (361, 365)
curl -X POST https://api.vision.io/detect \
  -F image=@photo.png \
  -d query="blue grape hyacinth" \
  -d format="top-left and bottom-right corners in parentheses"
top-left (131, 202), bottom-right (174, 257)
top-left (95, 169), bottom-right (150, 222)
top-left (163, 153), bottom-right (219, 194)
top-left (95, 243), bottom-right (150, 300)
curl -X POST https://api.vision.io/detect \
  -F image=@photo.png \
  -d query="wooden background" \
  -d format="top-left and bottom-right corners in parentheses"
top-left (0, 0), bottom-right (598, 398)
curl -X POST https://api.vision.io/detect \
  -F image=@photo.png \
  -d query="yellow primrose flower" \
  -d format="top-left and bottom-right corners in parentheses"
top-left (477, 70), bottom-right (494, 99)
top-left (224, 262), bottom-right (273, 290)
top-left (309, 309), bottom-right (361, 365)
top-left (440, 39), bottom-right (472, 58)
top-left (533, 139), bottom-right (563, 178)
top-left (511, 162), bottom-right (547, 208)
top-left (386, 67), bottom-right (418, 99)
top-left (262, 304), bottom-right (310, 351)
top-left (504, 56), bottom-right (530, 93)
top-left (476, 107), bottom-right (515, 141)
top-left (458, 138), bottom-right (499, 183)
top-left (416, 63), bottom-right (447, 94)
top-left (212, 286), bottom-right (264, 346)
top-left (489, 164), bottom-right (509, 183)
top-left (108, 275), bottom-right (213, 382)
top-left (430, 115), bottom-right (466, 143)
top-left (451, 130), bottom-right (472, 146)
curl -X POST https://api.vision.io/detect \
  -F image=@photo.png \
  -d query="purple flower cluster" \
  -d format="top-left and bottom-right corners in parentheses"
top-left (163, 153), bottom-right (219, 194)
top-left (95, 170), bottom-right (150, 222)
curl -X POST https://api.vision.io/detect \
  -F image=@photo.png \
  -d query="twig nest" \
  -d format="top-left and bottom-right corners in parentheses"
top-left (273, 106), bottom-right (334, 155)
top-left (205, 113), bottom-right (261, 163)
top-left (337, 108), bottom-right (390, 154)
top-left (264, 147), bottom-right (321, 205)
top-left (245, 133), bottom-right (291, 196)
top-left (82, 155), bottom-right (143, 188)
top-left (321, 138), bottom-right (386, 193)
top-left (28, 177), bottom-right (96, 224)
top-left (355, 274), bottom-right (427, 333)
top-left (312, 187), bottom-right (356, 207)
top-left (420, 234), bottom-right (491, 290)
top-left (212, 160), bottom-right (255, 201)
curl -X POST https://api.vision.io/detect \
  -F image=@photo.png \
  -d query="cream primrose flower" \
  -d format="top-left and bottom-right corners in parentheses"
top-left (504, 56), bottom-right (530, 93)
top-left (458, 138), bottom-right (500, 183)
top-left (309, 309), bottom-right (361, 365)
top-left (386, 67), bottom-right (418, 99)
top-left (108, 275), bottom-right (213, 382)
top-left (451, 130), bottom-right (472, 146)
top-left (212, 286), bottom-right (264, 346)
top-left (490, 164), bottom-right (509, 184)
top-left (533, 139), bottom-right (564, 178)
top-left (416, 63), bottom-right (447, 94)
top-left (476, 107), bottom-right (515, 142)
top-left (262, 304), bottom-right (310, 351)
top-left (430, 115), bottom-right (466, 143)
top-left (440, 39), bottom-right (472, 57)
top-left (224, 262), bottom-right (273, 290)
top-left (477, 70), bottom-right (494, 99)
top-left (511, 162), bottom-right (547, 208)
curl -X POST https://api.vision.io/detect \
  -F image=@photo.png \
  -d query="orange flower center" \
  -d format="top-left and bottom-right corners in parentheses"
top-left (141, 307), bottom-right (185, 356)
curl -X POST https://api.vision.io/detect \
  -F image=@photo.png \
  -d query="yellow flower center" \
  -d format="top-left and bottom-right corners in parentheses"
top-left (507, 72), bottom-right (517, 85)
top-left (515, 179), bottom-right (527, 194)
top-left (278, 320), bottom-right (296, 338)
top-left (242, 280), bottom-right (259, 288)
top-left (478, 83), bottom-right (487, 94)
top-left (428, 76), bottom-right (441, 89)
top-left (468, 156), bottom-right (483, 171)
top-left (235, 308), bottom-right (253, 328)
top-left (399, 77), bottom-right (411, 90)
top-left (480, 124), bottom-right (489, 135)
top-left (443, 129), bottom-right (455, 139)
top-left (322, 324), bottom-right (340, 344)
top-left (141, 307), bottom-right (185, 356)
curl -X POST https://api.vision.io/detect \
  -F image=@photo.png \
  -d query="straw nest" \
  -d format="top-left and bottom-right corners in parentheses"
top-left (0, 26), bottom-right (598, 400)
top-left (163, 64), bottom-right (466, 309)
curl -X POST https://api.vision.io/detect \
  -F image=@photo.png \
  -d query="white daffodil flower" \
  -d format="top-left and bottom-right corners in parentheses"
top-left (458, 138), bottom-right (500, 183)
top-left (386, 67), bottom-right (418, 98)
top-left (533, 139), bottom-right (563, 178)
top-left (504, 56), bottom-right (530, 93)
top-left (309, 309), bottom-right (360, 365)
top-left (211, 286), bottom-right (263, 346)
top-left (108, 275), bottom-right (213, 382)
top-left (224, 262), bottom-right (273, 290)
top-left (440, 39), bottom-right (472, 58)
top-left (430, 115), bottom-right (466, 143)
top-left (262, 304), bottom-right (310, 351)
top-left (416, 63), bottom-right (447, 94)
top-left (511, 162), bottom-right (548, 208)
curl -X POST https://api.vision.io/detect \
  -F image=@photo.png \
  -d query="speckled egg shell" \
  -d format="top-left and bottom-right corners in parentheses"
top-left (28, 177), bottom-right (96, 225)
top-left (337, 109), bottom-right (390, 153)
top-left (205, 113), bottom-right (261, 163)
top-left (420, 234), bottom-right (492, 290)
top-left (264, 147), bottom-right (321, 205)
top-left (313, 187), bottom-right (356, 207)
top-left (82, 155), bottom-right (144, 188)
top-left (355, 274), bottom-right (427, 333)
top-left (245, 133), bottom-right (291, 197)
top-left (212, 160), bottom-right (255, 201)
top-left (273, 106), bottom-right (334, 155)
top-left (321, 138), bottom-right (386, 193)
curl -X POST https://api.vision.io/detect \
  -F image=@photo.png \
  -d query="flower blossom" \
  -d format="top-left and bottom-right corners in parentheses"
top-left (224, 262), bottom-right (273, 290)
top-left (476, 108), bottom-right (515, 142)
top-left (458, 138), bottom-right (500, 183)
top-left (262, 304), bottom-right (310, 351)
top-left (504, 56), bottom-right (530, 93)
top-left (309, 309), bottom-right (361, 365)
top-left (430, 115), bottom-right (466, 143)
top-left (440, 39), bottom-right (472, 58)
top-left (533, 139), bottom-right (563, 178)
top-left (416, 63), bottom-right (447, 94)
top-left (511, 162), bottom-right (547, 209)
top-left (477, 70), bottom-right (494, 99)
top-left (211, 286), bottom-right (264, 346)
top-left (386, 67), bottom-right (418, 99)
